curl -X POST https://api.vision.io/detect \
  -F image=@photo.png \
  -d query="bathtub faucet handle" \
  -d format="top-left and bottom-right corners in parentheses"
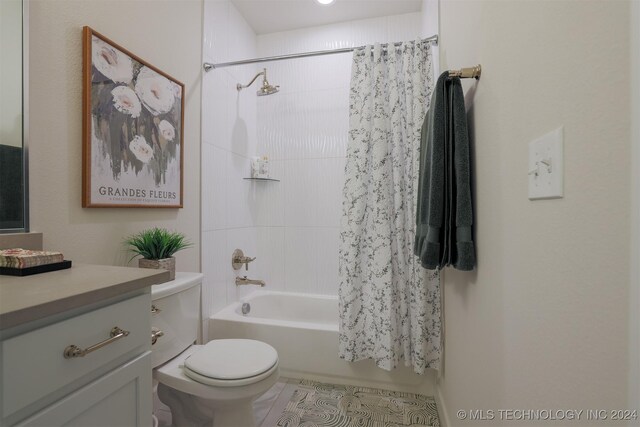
top-left (232, 249), bottom-right (256, 271)
top-left (243, 257), bottom-right (256, 271)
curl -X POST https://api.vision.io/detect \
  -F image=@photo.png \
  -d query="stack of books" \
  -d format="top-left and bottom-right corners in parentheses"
top-left (0, 248), bottom-right (65, 269)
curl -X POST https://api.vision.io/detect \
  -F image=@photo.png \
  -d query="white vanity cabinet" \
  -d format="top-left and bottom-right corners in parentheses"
top-left (0, 264), bottom-right (169, 427)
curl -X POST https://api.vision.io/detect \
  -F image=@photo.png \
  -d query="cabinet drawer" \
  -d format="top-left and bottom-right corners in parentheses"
top-left (16, 352), bottom-right (151, 427)
top-left (2, 294), bottom-right (150, 418)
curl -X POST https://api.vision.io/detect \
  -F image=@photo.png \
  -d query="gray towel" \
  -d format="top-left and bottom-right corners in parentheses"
top-left (414, 73), bottom-right (447, 269)
top-left (415, 72), bottom-right (475, 271)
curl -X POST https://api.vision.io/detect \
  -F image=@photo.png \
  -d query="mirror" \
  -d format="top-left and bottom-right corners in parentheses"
top-left (0, 0), bottom-right (28, 232)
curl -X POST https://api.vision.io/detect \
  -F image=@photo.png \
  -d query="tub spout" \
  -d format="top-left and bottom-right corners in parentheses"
top-left (235, 276), bottom-right (265, 287)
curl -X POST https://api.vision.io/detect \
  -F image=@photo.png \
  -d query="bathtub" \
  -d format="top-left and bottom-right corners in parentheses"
top-left (209, 290), bottom-right (435, 393)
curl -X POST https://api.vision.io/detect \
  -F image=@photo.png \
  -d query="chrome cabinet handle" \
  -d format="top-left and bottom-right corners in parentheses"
top-left (151, 305), bottom-right (161, 314)
top-left (64, 327), bottom-right (130, 359)
top-left (151, 327), bottom-right (164, 345)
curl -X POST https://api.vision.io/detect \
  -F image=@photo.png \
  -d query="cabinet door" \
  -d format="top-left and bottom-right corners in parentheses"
top-left (16, 352), bottom-right (151, 427)
top-left (3, 293), bottom-right (151, 419)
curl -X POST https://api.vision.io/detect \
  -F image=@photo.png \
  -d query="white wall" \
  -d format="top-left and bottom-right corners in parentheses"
top-left (201, 0), bottom-right (258, 330)
top-left (29, 0), bottom-right (203, 271)
top-left (438, 1), bottom-right (631, 424)
top-left (253, 12), bottom-right (423, 296)
top-left (630, 0), bottom-right (640, 419)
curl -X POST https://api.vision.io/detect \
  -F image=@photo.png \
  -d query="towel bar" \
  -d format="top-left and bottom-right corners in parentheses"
top-left (449, 65), bottom-right (482, 80)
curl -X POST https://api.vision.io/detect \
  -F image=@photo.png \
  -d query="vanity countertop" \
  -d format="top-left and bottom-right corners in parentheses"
top-left (0, 264), bottom-right (169, 330)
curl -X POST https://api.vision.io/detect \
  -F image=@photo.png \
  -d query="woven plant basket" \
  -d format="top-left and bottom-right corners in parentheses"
top-left (138, 257), bottom-right (175, 281)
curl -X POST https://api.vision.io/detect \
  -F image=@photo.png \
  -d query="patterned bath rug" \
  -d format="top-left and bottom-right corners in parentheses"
top-left (275, 380), bottom-right (440, 427)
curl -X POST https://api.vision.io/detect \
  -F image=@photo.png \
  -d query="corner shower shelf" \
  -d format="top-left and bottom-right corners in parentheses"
top-left (243, 177), bottom-right (280, 182)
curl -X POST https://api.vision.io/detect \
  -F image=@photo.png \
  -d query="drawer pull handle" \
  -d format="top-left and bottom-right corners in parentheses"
top-left (151, 328), bottom-right (164, 345)
top-left (64, 327), bottom-right (130, 359)
top-left (151, 305), bottom-right (161, 314)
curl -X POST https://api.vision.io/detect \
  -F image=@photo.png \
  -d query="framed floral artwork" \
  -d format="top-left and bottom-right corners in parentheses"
top-left (82, 27), bottom-right (184, 208)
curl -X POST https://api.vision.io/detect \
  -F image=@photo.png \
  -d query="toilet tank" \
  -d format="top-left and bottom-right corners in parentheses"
top-left (151, 272), bottom-right (203, 368)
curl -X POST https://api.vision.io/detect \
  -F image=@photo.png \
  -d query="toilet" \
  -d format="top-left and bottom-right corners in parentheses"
top-left (151, 272), bottom-right (279, 427)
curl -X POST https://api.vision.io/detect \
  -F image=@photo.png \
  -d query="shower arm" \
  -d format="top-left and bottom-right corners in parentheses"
top-left (236, 69), bottom-right (266, 91)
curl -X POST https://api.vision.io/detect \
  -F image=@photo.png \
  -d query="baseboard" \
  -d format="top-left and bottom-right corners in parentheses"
top-left (436, 384), bottom-right (451, 427)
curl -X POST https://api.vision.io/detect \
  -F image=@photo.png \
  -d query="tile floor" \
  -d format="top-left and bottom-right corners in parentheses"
top-left (154, 378), bottom-right (293, 427)
top-left (154, 378), bottom-right (439, 426)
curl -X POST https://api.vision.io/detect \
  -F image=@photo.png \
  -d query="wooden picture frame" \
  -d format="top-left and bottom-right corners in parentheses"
top-left (82, 26), bottom-right (184, 208)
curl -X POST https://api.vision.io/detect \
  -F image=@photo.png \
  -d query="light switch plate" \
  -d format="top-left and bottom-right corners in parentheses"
top-left (528, 127), bottom-right (564, 200)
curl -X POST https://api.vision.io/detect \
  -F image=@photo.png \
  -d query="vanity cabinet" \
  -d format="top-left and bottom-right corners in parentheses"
top-left (0, 264), bottom-right (169, 426)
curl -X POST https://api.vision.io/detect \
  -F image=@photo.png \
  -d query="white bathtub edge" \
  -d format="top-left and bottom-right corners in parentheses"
top-left (213, 290), bottom-right (339, 332)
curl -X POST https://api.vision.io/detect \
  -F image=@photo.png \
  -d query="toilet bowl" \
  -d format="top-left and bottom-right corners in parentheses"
top-left (151, 273), bottom-right (279, 427)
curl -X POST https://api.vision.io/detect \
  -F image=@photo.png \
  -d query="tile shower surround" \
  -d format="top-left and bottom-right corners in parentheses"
top-left (201, 1), bottom-right (423, 323)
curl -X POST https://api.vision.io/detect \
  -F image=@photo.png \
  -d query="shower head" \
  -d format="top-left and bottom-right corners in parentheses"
top-left (237, 68), bottom-right (279, 96)
top-left (257, 80), bottom-right (279, 96)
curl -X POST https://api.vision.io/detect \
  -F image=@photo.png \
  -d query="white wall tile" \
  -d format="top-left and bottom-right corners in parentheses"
top-left (316, 157), bottom-right (346, 228)
top-left (258, 90), bottom-right (349, 160)
top-left (284, 227), bottom-right (318, 293)
top-left (306, 89), bottom-right (349, 159)
top-left (303, 24), bottom-right (358, 50)
top-left (228, 80), bottom-right (257, 158)
top-left (386, 13), bottom-right (422, 42)
top-left (226, 152), bottom-right (255, 228)
top-left (284, 159), bottom-right (319, 227)
top-left (202, 229), bottom-right (228, 316)
top-left (316, 227), bottom-right (340, 295)
top-left (226, 63), bottom-right (258, 88)
top-left (256, 227), bottom-right (285, 291)
top-left (257, 92), bottom-right (292, 159)
top-left (202, 144), bottom-right (227, 231)
top-left (347, 16), bottom-right (390, 46)
top-left (202, 70), bottom-right (229, 149)
top-left (253, 160), bottom-right (285, 227)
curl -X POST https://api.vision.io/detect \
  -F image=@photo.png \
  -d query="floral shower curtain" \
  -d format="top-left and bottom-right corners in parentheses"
top-left (338, 40), bottom-right (441, 374)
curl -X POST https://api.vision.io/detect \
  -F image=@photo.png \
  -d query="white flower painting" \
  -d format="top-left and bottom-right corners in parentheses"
top-left (135, 66), bottom-right (175, 116)
top-left (92, 38), bottom-right (133, 84)
top-left (158, 120), bottom-right (175, 141)
top-left (129, 135), bottom-right (154, 163)
top-left (111, 86), bottom-right (141, 118)
top-left (83, 28), bottom-right (183, 208)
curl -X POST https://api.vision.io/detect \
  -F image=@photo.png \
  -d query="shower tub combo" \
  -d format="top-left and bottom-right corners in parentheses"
top-left (209, 290), bottom-right (435, 394)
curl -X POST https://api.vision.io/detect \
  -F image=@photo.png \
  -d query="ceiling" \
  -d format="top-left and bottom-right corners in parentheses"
top-left (230, 0), bottom-right (423, 35)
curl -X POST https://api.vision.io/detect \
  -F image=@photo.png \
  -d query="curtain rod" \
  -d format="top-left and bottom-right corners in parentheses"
top-left (203, 34), bottom-right (438, 71)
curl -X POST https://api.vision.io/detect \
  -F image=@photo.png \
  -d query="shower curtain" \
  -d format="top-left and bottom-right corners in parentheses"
top-left (338, 41), bottom-right (441, 374)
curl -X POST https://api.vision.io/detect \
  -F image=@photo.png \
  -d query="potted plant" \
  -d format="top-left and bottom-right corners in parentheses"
top-left (125, 227), bottom-right (192, 281)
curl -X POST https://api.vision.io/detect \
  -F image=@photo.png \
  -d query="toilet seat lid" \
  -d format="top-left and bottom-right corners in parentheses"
top-left (183, 339), bottom-right (278, 380)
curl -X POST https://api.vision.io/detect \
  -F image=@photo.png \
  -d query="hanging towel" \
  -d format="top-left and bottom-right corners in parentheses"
top-left (414, 71), bottom-right (476, 271)
top-left (414, 73), bottom-right (447, 269)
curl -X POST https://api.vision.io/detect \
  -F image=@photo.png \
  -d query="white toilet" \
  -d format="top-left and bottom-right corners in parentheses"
top-left (151, 273), bottom-right (279, 427)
